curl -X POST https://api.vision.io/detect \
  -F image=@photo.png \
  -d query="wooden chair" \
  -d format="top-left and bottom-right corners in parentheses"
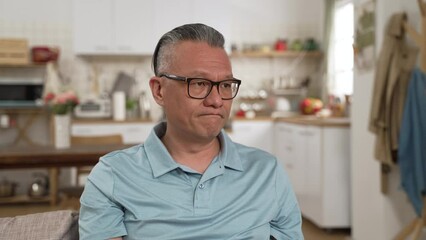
top-left (59, 134), bottom-right (124, 210)
top-left (70, 134), bottom-right (124, 185)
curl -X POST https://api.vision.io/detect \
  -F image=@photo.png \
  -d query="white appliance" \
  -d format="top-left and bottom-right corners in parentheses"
top-left (74, 98), bottom-right (112, 118)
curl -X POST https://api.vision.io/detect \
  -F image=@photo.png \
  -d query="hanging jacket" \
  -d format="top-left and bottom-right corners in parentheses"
top-left (368, 13), bottom-right (418, 166)
top-left (398, 68), bottom-right (426, 216)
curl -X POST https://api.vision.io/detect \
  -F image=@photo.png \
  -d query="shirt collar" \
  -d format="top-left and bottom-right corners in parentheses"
top-left (217, 129), bottom-right (244, 172)
top-left (144, 122), bottom-right (244, 178)
top-left (144, 122), bottom-right (180, 178)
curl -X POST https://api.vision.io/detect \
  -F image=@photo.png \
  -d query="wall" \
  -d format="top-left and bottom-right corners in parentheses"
top-left (352, 0), bottom-right (424, 239)
top-left (0, 0), bottom-right (325, 100)
top-left (0, 0), bottom-right (324, 192)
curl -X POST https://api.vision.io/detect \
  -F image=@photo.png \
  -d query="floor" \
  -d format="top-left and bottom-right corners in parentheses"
top-left (0, 203), bottom-right (351, 240)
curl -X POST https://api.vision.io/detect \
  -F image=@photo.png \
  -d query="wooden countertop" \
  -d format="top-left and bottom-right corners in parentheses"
top-left (232, 116), bottom-right (273, 121)
top-left (274, 116), bottom-right (350, 127)
top-left (72, 118), bottom-right (153, 124)
top-left (232, 115), bottom-right (350, 127)
top-left (0, 144), bottom-right (132, 169)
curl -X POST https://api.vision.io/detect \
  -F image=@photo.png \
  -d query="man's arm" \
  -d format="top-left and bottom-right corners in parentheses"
top-left (79, 161), bottom-right (127, 240)
top-left (270, 159), bottom-right (304, 239)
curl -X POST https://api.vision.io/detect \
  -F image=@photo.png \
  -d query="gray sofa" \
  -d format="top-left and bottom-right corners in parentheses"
top-left (0, 210), bottom-right (79, 240)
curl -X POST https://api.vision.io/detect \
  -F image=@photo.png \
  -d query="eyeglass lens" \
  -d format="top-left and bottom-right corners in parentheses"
top-left (189, 79), bottom-right (239, 99)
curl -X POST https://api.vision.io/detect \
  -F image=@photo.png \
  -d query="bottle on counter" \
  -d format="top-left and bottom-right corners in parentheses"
top-left (139, 91), bottom-right (151, 120)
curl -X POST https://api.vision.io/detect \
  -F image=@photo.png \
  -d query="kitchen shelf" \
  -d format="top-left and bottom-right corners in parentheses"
top-left (72, 118), bottom-right (153, 124)
top-left (230, 50), bottom-right (322, 58)
top-left (272, 88), bottom-right (307, 95)
top-left (0, 63), bottom-right (47, 68)
top-left (0, 195), bottom-right (50, 204)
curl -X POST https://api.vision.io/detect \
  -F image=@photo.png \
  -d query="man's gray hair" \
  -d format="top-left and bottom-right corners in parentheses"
top-left (152, 23), bottom-right (225, 76)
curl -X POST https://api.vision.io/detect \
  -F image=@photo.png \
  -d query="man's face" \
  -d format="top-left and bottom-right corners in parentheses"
top-left (151, 41), bottom-right (234, 142)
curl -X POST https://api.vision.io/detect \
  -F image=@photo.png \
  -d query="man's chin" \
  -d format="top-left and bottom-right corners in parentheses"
top-left (201, 125), bottom-right (224, 138)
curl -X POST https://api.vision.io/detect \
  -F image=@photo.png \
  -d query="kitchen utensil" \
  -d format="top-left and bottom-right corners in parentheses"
top-left (0, 179), bottom-right (17, 198)
top-left (276, 97), bottom-right (291, 111)
top-left (28, 173), bottom-right (49, 198)
top-left (74, 98), bottom-right (112, 118)
top-left (111, 72), bottom-right (135, 97)
top-left (31, 46), bottom-right (60, 63)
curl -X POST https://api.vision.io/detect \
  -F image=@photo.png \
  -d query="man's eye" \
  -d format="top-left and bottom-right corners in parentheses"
top-left (222, 82), bottom-right (232, 88)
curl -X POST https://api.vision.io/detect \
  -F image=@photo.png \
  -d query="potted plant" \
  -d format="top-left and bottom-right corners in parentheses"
top-left (44, 90), bottom-right (79, 148)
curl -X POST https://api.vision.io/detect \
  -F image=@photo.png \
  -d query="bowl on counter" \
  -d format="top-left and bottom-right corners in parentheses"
top-left (0, 179), bottom-right (17, 198)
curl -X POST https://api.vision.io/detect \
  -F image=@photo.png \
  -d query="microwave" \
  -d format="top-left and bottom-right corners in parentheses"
top-left (0, 83), bottom-right (44, 107)
top-left (74, 98), bottom-right (112, 118)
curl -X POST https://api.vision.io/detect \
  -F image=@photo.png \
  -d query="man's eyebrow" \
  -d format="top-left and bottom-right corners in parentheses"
top-left (188, 71), bottom-right (234, 79)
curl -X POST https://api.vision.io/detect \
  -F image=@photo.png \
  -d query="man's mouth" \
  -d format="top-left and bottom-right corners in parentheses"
top-left (200, 113), bottom-right (224, 118)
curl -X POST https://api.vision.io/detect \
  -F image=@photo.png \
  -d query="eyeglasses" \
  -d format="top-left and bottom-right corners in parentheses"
top-left (159, 73), bottom-right (241, 100)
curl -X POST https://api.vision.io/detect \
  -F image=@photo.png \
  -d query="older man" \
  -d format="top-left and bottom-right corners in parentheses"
top-left (79, 23), bottom-right (303, 240)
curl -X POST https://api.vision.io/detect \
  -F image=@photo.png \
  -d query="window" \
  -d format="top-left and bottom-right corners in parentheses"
top-left (328, 0), bottom-right (354, 97)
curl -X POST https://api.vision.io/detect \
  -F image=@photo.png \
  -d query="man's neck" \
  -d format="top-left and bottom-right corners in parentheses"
top-left (161, 132), bottom-right (221, 174)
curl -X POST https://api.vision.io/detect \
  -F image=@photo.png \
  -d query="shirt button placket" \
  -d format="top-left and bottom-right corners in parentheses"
top-left (194, 182), bottom-right (210, 215)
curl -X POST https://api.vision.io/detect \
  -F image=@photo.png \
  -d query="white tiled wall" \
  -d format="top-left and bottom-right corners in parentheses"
top-left (0, 0), bottom-right (324, 99)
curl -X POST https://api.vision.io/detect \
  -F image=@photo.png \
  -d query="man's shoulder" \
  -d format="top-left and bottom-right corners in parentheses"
top-left (99, 144), bottom-right (145, 166)
top-left (231, 141), bottom-right (277, 165)
top-left (233, 142), bottom-right (274, 156)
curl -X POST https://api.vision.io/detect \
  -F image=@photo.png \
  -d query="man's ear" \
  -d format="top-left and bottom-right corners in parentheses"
top-left (149, 76), bottom-right (165, 106)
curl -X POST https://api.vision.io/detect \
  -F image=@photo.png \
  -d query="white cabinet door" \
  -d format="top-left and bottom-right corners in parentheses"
top-left (73, 0), bottom-right (231, 55)
top-left (297, 126), bottom-right (322, 224)
top-left (274, 122), bottom-right (302, 193)
top-left (291, 124), bottom-right (309, 195)
top-left (73, 0), bottom-right (114, 54)
top-left (73, 0), bottom-right (156, 55)
top-left (274, 123), bottom-right (295, 168)
top-left (193, 0), bottom-right (232, 52)
top-left (230, 120), bottom-right (273, 153)
top-left (152, 0), bottom-right (232, 54)
top-left (154, 0), bottom-right (193, 42)
top-left (274, 122), bottom-right (350, 228)
top-left (114, 0), bottom-right (156, 54)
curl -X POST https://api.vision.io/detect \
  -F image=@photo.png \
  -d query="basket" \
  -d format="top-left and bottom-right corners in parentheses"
top-left (0, 38), bottom-right (29, 65)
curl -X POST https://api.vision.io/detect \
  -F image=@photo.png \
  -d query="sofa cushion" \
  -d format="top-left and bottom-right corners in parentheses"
top-left (0, 210), bottom-right (79, 240)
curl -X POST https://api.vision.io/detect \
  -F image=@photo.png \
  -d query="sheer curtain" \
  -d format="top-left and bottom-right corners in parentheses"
top-left (324, 0), bottom-right (354, 99)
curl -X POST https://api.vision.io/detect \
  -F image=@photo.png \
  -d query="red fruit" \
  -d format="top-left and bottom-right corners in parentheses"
top-left (300, 98), bottom-right (323, 115)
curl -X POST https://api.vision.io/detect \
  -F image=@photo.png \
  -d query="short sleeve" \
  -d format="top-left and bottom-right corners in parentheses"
top-left (270, 159), bottom-right (304, 239)
top-left (79, 159), bottom-right (128, 240)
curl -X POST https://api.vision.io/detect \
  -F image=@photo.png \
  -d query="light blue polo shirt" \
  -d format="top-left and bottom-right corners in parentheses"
top-left (79, 122), bottom-right (303, 240)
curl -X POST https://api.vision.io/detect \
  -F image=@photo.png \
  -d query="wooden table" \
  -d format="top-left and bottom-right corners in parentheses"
top-left (0, 144), bottom-right (131, 205)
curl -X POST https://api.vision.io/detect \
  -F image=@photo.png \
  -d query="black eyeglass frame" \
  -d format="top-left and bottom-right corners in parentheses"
top-left (159, 73), bottom-right (242, 100)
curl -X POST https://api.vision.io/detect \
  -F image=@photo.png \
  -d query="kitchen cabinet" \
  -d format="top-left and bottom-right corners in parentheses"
top-left (73, 0), bottom-right (231, 55)
top-left (70, 120), bottom-right (155, 185)
top-left (71, 120), bottom-right (155, 144)
top-left (230, 50), bottom-right (323, 58)
top-left (73, 0), bottom-right (156, 55)
top-left (229, 119), bottom-right (274, 153)
top-left (274, 121), bottom-right (350, 228)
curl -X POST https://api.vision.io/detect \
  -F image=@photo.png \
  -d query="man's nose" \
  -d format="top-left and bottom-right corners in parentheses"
top-left (204, 85), bottom-right (223, 107)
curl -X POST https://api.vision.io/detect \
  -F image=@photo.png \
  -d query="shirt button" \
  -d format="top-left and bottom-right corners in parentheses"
top-left (199, 184), bottom-right (205, 189)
